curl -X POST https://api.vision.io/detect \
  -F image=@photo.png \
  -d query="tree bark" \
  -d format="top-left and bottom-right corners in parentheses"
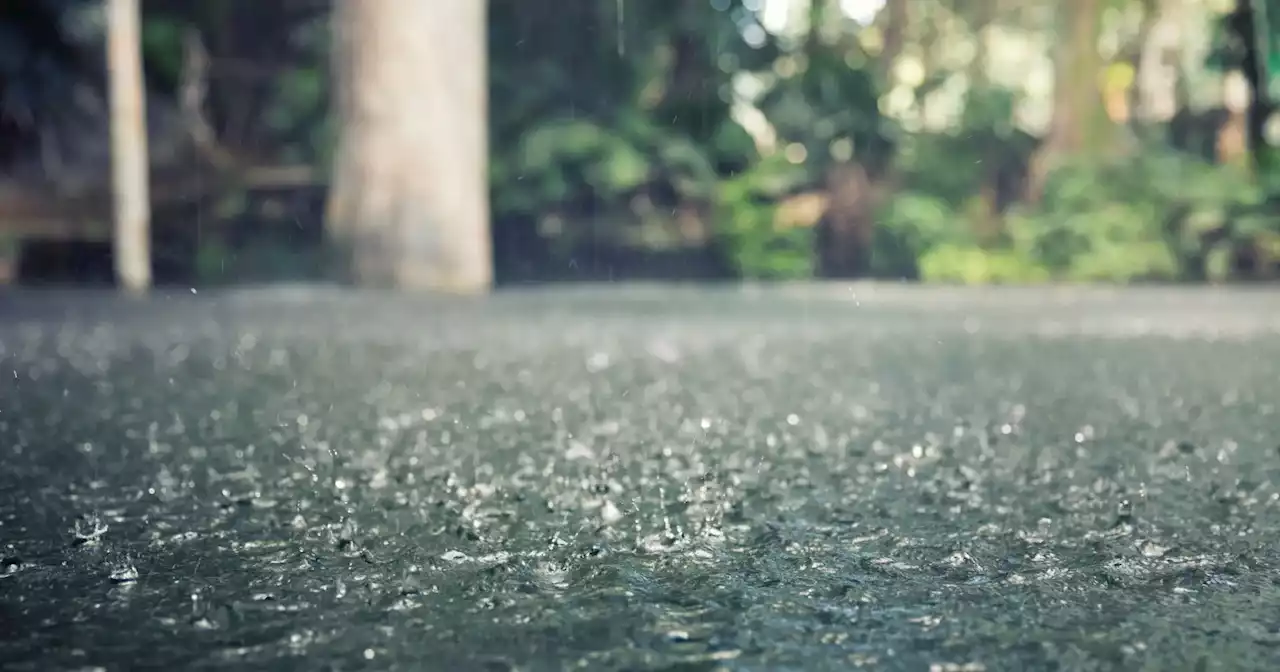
top-left (1128, 0), bottom-right (1161, 124)
top-left (326, 0), bottom-right (492, 292)
top-left (106, 0), bottom-right (152, 292)
top-left (966, 0), bottom-right (996, 87)
top-left (876, 0), bottom-right (909, 83)
top-left (1027, 0), bottom-right (1111, 201)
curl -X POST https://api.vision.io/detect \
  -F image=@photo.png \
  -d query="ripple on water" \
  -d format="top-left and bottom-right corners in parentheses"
top-left (4, 289), bottom-right (1280, 670)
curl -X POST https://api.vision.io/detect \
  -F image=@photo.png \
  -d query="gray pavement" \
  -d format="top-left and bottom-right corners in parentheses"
top-left (2, 284), bottom-right (1280, 671)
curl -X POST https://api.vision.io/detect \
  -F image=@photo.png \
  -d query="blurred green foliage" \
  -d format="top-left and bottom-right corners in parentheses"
top-left (908, 148), bottom-right (1275, 285)
top-left (493, 0), bottom-right (1280, 284)
top-left (8, 0), bottom-right (1280, 284)
top-left (715, 153), bottom-right (814, 279)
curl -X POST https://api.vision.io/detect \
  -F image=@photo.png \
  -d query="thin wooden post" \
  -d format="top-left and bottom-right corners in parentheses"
top-left (106, 0), bottom-right (152, 292)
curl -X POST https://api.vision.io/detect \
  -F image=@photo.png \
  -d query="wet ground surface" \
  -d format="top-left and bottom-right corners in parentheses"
top-left (3, 284), bottom-right (1280, 671)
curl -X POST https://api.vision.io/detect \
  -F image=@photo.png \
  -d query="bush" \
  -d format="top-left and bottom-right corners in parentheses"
top-left (870, 191), bottom-right (972, 278)
top-left (918, 244), bottom-right (1049, 284)
top-left (1013, 149), bottom-right (1269, 282)
top-left (873, 146), bottom-right (1276, 284)
top-left (714, 154), bottom-right (815, 280)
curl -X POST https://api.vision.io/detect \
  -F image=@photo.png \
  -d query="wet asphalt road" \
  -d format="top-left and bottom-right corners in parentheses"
top-left (3, 284), bottom-right (1280, 671)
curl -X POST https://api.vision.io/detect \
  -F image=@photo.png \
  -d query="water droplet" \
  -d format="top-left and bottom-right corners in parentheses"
top-left (73, 514), bottom-right (109, 545)
top-left (564, 440), bottom-right (594, 461)
top-left (665, 630), bottom-right (691, 642)
top-left (1139, 540), bottom-right (1168, 558)
top-left (586, 352), bottom-right (611, 372)
top-left (1116, 499), bottom-right (1134, 525)
top-left (109, 561), bottom-right (138, 583)
top-left (600, 500), bottom-right (623, 525)
top-left (398, 573), bottom-right (423, 596)
top-left (334, 519), bottom-right (358, 550)
top-left (441, 550), bottom-right (471, 564)
top-left (1, 556), bottom-right (22, 578)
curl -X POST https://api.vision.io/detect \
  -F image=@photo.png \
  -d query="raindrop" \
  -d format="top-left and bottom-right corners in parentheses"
top-left (1115, 499), bottom-right (1134, 525)
top-left (109, 561), bottom-right (139, 583)
top-left (442, 550), bottom-right (471, 564)
top-left (586, 351), bottom-right (611, 372)
top-left (399, 574), bottom-right (422, 596)
top-left (1, 556), bottom-right (22, 577)
top-left (600, 500), bottom-right (623, 525)
top-left (1138, 540), bottom-right (1168, 558)
top-left (73, 513), bottom-right (109, 545)
top-left (334, 518), bottom-right (358, 551)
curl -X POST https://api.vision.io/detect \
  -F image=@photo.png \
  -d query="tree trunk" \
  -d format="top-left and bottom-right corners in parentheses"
top-left (817, 162), bottom-right (877, 278)
top-left (877, 0), bottom-right (909, 82)
top-left (1236, 0), bottom-right (1274, 177)
top-left (106, 0), bottom-right (152, 292)
top-left (1027, 0), bottom-right (1111, 201)
top-left (326, 0), bottom-right (492, 292)
top-left (1127, 0), bottom-right (1161, 125)
top-left (966, 0), bottom-right (996, 87)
